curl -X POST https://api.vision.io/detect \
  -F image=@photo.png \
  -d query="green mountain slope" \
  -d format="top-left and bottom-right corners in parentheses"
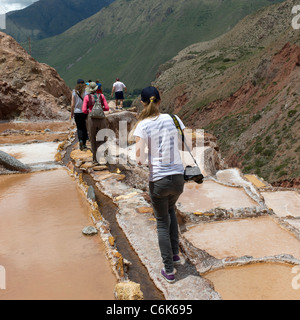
top-left (153, 0), bottom-right (300, 185)
top-left (31, 0), bottom-right (285, 90)
top-left (5, 0), bottom-right (115, 42)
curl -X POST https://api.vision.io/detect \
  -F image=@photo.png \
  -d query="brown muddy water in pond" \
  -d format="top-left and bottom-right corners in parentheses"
top-left (179, 180), bottom-right (257, 212)
top-left (0, 121), bottom-right (73, 145)
top-left (205, 264), bottom-right (300, 300)
top-left (0, 142), bottom-right (60, 166)
top-left (261, 191), bottom-right (300, 218)
top-left (0, 121), bottom-right (73, 133)
top-left (0, 169), bottom-right (116, 300)
top-left (183, 216), bottom-right (300, 260)
top-left (0, 134), bottom-right (70, 145)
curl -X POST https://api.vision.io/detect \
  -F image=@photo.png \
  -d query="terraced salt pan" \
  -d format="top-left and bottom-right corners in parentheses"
top-left (178, 180), bottom-right (257, 212)
top-left (244, 174), bottom-right (268, 188)
top-left (216, 169), bottom-right (262, 201)
top-left (183, 216), bottom-right (300, 260)
top-left (0, 121), bottom-right (72, 145)
top-left (216, 169), bottom-right (247, 185)
top-left (0, 142), bottom-right (60, 169)
top-left (0, 121), bottom-right (72, 133)
top-left (262, 191), bottom-right (300, 218)
top-left (0, 169), bottom-right (116, 300)
top-left (205, 264), bottom-right (300, 300)
top-left (284, 219), bottom-right (300, 230)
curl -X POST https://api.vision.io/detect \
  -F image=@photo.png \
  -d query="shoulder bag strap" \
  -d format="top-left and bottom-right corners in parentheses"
top-left (170, 114), bottom-right (199, 167)
top-left (99, 94), bottom-right (104, 106)
top-left (76, 91), bottom-right (83, 101)
top-left (95, 94), bottom-right (105, 108)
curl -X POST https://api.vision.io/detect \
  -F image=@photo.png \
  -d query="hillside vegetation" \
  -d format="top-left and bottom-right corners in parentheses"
top-left (153, 0), bottom-right (300, 185)
top-left (5, 0), bottom-right (115, 42)
top-left (30, 0), bottom-right (284, 90)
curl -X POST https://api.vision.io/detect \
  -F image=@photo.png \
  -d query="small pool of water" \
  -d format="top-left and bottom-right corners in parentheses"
top-left (183, 216), bottom-right (300, 260)
top-left (205, 263), bottom-right (300, 300)
top-left (262, 191), bottom-right (300, 218)
top-left (0, 169), bottom-right (117, 300)
top-left (178, 180), bottom-right (258, 212)
top-left (0, 121), bottom-right (72, 145)
top-left (0, 121), bottom-right (72, 133)
top-left (0, 142), bottom-right (59, 165)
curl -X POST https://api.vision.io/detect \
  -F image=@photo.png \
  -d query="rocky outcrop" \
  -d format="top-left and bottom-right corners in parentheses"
top-left (106, 111), bottom-right (138, 140)
top-left (0, 32), bottom-right (71, 120)
top-left (273, 178), bottom-right (300, 189)
top-left (114, 281), bottom-right (144, 300)
top-left (0, 150), bottom-right (31, 172)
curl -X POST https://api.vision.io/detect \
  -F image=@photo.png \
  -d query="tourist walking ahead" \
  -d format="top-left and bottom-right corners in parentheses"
top-left (82, 82), bottom-right (109, 163)
top-left (71, 79), bottom-right (88, 151)
top-left (134, 86), bottom-right (185, 283)
top-left (112, 78), bottom-right (127, 109)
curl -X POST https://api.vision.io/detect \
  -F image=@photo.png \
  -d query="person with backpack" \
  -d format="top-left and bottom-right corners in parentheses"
top-left (133, 86), bottom-right (186, 284)
top-left (71, 79), bottom-right (88, 151)
top-left (82, 82), bottom-right (109, 163)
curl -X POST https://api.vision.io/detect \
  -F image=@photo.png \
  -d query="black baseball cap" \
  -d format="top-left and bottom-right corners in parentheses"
top-left (141, 86), bottom-right (161, 103)
top-left (77, 79), bottom-right (85, 84)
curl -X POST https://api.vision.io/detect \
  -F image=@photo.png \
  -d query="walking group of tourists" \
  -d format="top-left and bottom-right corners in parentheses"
top-left (71, 76), bottom-right (203, 284)
top-left (70, 78), bottom-right (127, 162)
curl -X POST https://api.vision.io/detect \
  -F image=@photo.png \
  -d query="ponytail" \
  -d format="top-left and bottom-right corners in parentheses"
top-left (129, 96), bottom-right (161, 143)
top-left (138, 96), bottom-right (160, 122)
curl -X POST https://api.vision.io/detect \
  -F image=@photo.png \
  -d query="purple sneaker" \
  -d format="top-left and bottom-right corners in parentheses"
top-left (161, 269), bottom-right (175, 283)
top-left (173, 255), bottom-right (181, 265)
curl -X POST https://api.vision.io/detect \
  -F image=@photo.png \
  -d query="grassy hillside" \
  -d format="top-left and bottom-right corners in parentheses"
top-left (153, 0), bottom-right (300, 185)
top-left (5, 0), bottom-right (115, 42)
top-left (30, 0), bottom-right (284, 90)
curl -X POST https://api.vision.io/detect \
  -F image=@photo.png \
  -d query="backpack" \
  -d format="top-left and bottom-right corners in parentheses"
top-left (89, 94), bottom-right (105, 120)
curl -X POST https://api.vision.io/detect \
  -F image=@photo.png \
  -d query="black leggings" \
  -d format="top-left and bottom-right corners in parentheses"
top-left (74, 113), bottom-right (88, 145)
top-left (149, 174), bottom-right (185, 274)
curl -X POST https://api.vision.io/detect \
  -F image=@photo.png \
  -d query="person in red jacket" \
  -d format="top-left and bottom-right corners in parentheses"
top-left (82, 82), bottom-right (109, 163)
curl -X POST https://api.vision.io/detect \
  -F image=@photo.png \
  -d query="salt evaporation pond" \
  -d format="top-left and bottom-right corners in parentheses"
top-left (183, 216), bottom-right (300, 260)
top-left (0, 169), bottom-right (117, 300)
top-left (178, 180), bottom-right (257, 212)
top-left (0, 121), bottom-right (72, 145)
top-left (0, 121), bottom-right (71, 133)
top-left (0, 142), bottom-right (60, 170)
top-left (205, 263), bottom-right (300, 300)
top-left (262, 191), bottom-right (300, 218)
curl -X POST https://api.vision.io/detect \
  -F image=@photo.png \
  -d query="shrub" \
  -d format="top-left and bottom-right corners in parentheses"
top-left (278, 170), bottom-right (288, 178)
top-left (288, 109), bottom-right (297, 118)
top-left (255, 142), bottom-right (263, 154)
top-left (252, 114), bottom-right (262, 123)
top-left (265, 136), bottom-right (272, 144)
top-left (263, 149), bottom-right (274, 157)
